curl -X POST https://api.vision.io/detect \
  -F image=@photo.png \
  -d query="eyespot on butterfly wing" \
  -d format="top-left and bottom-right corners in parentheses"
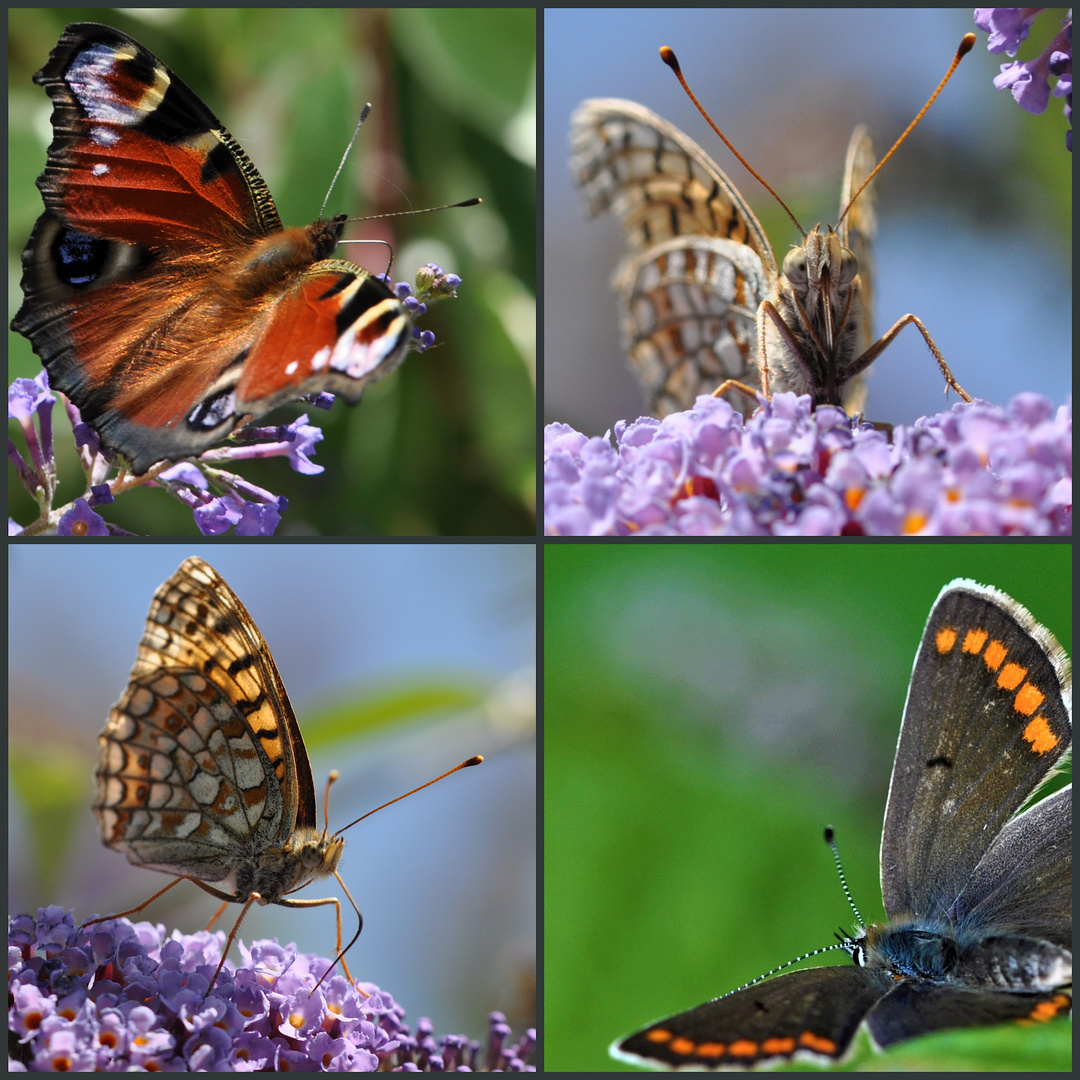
top-left (11, 21), bottom-right (412, 476)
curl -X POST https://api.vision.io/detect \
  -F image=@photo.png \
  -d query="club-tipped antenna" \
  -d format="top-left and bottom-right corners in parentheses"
top-left (351, 196), bottom-right (482, 224)
top-left (320, 103), bottom-right (373, 221)
top-left (824, 826), bottom-right (866, 930)
top-left (661, 33), bottom-right (976, 235)
top-left (660, 45), bottom-right (805, 237)
top-left (839, 33), bottom-right (976, 226)
top-left (338, 755), bottom-right (484, 834)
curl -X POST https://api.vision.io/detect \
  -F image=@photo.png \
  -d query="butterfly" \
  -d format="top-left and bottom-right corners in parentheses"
top-left (12, 23), bottom-right (412, 476)
top-left (570, 95), bottom-right (970, 419)
top-left (612, 580), bottom-right (1071, 1069)
top-left (91, 556), bottom-right (357, 988)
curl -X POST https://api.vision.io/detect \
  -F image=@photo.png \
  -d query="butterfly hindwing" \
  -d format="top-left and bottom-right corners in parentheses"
top-left (570, 98), bottom-right (777, 416)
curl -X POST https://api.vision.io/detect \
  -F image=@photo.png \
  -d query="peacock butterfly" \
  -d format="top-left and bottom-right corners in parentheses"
top-left (12, 22), bottom-right (413, 476)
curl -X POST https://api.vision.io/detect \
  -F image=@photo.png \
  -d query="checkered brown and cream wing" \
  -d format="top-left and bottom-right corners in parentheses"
top-left (570, 98), bottom-right (778, 416)
top-left (93, 556), bottom-right (321, 897)
top-left (837, 125), bottom-right (877, 414)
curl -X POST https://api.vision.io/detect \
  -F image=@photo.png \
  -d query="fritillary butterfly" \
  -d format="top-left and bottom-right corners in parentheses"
top-left (569, 37), bottom-right (974, 419)
top-left (90, 556), bottom-right (480, 992)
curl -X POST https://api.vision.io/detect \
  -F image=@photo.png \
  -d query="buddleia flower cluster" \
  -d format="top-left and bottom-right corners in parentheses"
top-left (9, 908), bottom-right (534, 1071)
top-left (545, 392), bottom-right (1070, 536)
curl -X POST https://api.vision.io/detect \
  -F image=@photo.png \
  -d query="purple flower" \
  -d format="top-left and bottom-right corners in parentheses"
top-left (8, 909), bottom-right (535, 1071)
top-left (414, 327), bottom-right (438, 352)
top-left (544, 393), bottom-right (1071, 536)
top-left (7, 371), bottom-right (297, 537)
top-left (160, 466), bottom-right (288, 537)
top-left (235, 498), bottom-right (288, 536)
top-left (975, 8), bottom-right (1039, 55)
top-left (57, 497), bottom-right (109, 537)
top-left (217, 414), bottom-right (326, 474)
top-left (415, 263), bottom-right (463, 300)
top-left (8, 371), bottom-right (56, 500)
top-left (976, 8), bottom-right (1073, 149)
top-left (170, 490), bottom-right (285, 537)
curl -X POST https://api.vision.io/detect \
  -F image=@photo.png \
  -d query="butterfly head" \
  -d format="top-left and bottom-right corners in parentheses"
top-left (780, 225), bottom-right (861, 361)
top-left (287, 827), bottom-right (345, 893)
top-left (782, 227), bottom-right (859, 298)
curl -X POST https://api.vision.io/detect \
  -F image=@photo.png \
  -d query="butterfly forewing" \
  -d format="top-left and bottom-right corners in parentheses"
top-left (134, 557), bottom-right (314, 831)
top-left (93, 557), bottom-right (329, 899)
top-left (837, 124), bottom-right (877, 414)
top-left (839, 123), bottom-right (878, 358)
top-left (570, 98), bottom-right (778, 416)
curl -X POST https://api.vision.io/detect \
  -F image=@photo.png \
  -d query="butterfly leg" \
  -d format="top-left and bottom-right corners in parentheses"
top-left (710, 379), bottom-right (763, 410)
top-left (80, 876), bottom-right (247, 994)
top-left (205, 898), bottom-right (230, 931)
top-left (201, 889), bottom-right (264, 992)
top-left (755, 303), bottom-right (773, 399)
top-left (80, 874), bottom-right (198, 930)
top-left (279, 886), bottom-right (366, 995)
top-left (166, 877), bottom-right (273, 992)
top-left (181, 883), bottom-right (359, 996)
top-left (757, 299), bottom-right (826, 399)
top-left (845, 314), bottom-right (973, 401)
top-left (155, 881), bottom-right (359, 996)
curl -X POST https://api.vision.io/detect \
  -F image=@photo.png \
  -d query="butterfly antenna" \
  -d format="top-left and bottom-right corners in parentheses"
top-left (839, 33), bottom-right (975, 226)
top-left (322, 770), bottom-right (341, 831)
top-left (721, 826), bottom-right (872, 994)
top-left (352, 197), bottom-right (482, 224)
top-left (824, 826), bottom-right (866, 930)
top-left (338, 756), bottom-right (483, 833)
top-left (724, 938), bottom-right (855, 995)
top-left (660, 46), bottom-right (806, 238)
top-left (339, 197), bottom-right (481, 278)
top-left (320, 103), bottom-right (373, 220)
